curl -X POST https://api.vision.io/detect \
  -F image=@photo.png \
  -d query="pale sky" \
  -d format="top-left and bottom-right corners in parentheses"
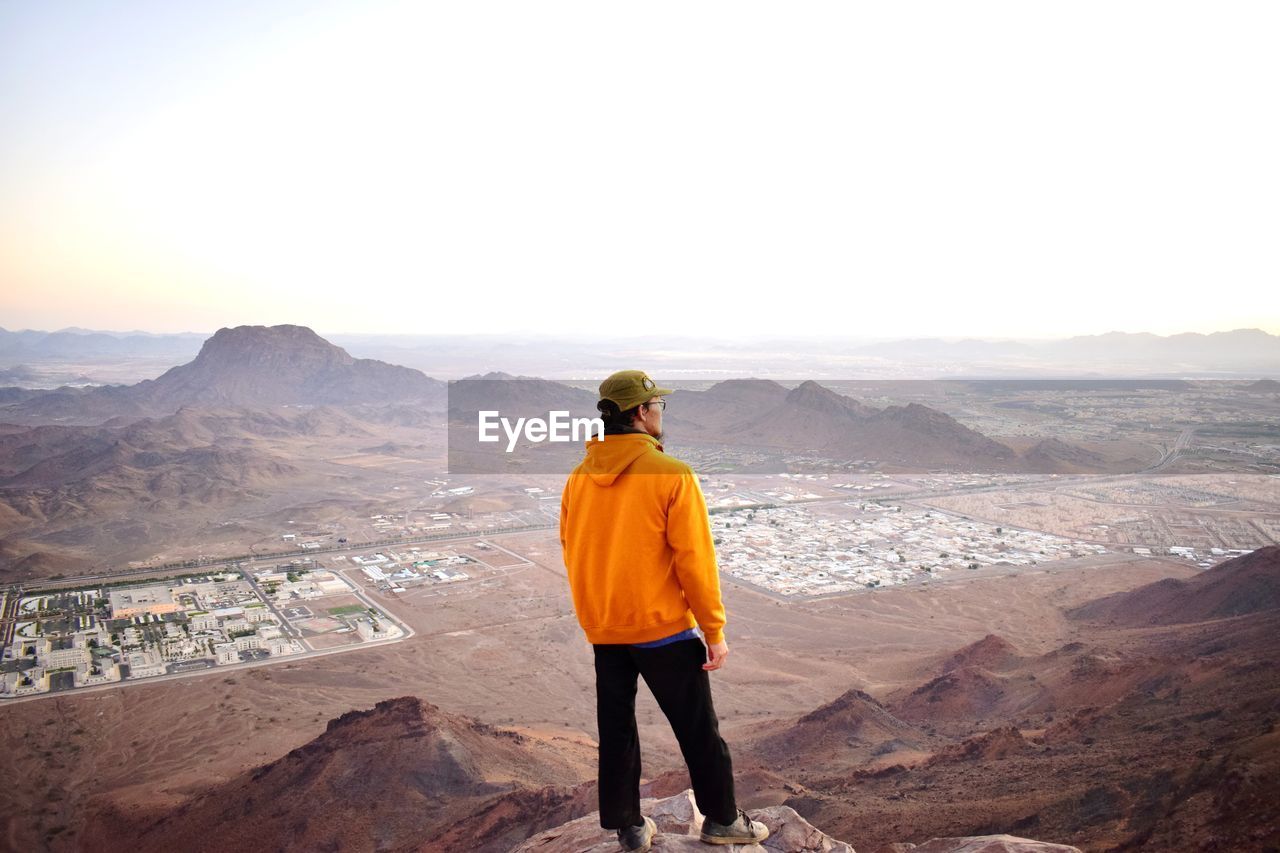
top-left (2, 1), bottom-right (1277, 339)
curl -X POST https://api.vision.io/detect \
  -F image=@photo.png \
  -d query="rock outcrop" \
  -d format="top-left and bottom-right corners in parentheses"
top-left (89, 697), bottom-right (595, 853)
top-left (513, 790), bottom-right (853, 852)
top-left (511, 790), bottom-right (1082, 853)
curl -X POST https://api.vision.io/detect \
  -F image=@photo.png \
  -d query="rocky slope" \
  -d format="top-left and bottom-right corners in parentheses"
top-left (88, 697), bottom-right (595, 853)
top-left (1066, 545), bottom-right (1280, 625)
top-left (750, 688), bottom-right (936, 774)
top-left (0, 405), bottom-right (382, 576)
top-left (748, 550), bottom-right (1280, 850)
top-left (75, 548), bottom-right (1280, 852)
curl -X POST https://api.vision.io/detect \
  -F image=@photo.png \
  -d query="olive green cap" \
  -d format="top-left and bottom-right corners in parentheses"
top-left (599, 370), bottom-right (673, 412)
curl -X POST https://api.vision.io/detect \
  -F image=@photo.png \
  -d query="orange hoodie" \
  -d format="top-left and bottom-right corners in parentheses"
top-left (559, 433), bottom-right (726, 645)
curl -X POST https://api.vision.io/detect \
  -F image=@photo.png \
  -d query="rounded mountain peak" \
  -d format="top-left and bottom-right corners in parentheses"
top-left (785, 380), bottom-right (868, 416)
top-left (194, 324), bottom-right (355, 369)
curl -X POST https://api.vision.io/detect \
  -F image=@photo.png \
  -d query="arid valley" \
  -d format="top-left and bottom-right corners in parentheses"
top-left (1, 325), bottom-right (1278, 852)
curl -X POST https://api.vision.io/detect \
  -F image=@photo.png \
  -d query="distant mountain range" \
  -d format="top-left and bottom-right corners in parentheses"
top-left (328, 328), bottom-right (1280, 377)
top-left (856, 328), bottom-right (1280, 364)
top-left (442, 373), bottom-right (1105, 473)
top-left (0, 326), bottom-right (205, 361)
top-left (0, 325), bottom-right (1139, 575)
top-left (0, 326), bottom-right (1121, 474)
top-left (711, 379), bottom-right (1016, 467)
top-left (3, 326), bottom-right (1277, 379)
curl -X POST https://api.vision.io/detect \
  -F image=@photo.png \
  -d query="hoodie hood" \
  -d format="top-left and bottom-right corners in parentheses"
top-left (580, 433), bottom-right (663, 486)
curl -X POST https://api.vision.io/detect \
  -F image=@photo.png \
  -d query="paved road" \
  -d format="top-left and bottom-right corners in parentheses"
top-left (1146, 428), bottom-right (1196, 472)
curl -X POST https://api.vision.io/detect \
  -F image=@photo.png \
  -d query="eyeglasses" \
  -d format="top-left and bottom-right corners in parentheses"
top-left (643, 400), bottom-right (666, 411)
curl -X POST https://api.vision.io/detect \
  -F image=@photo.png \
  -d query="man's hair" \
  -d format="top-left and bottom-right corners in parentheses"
top-left (597, 398), bottom-right (644, 429)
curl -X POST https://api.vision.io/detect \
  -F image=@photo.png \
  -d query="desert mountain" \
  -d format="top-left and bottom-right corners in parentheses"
top-left (0, 405), bottom-right (371, 492)
top-left (658, 378), bottom-right (791, 435)
top-left (673, 380), bottom-right (1020, 470)
top-left (92, 696), bottom-right (594, 853)
top-left (0, 325), bottom-right (446, 423)
top-left (135, 324), bottom-right (444, 407)
top-left (862, 403), bottom-right (1016, 468)
top-left (1018, 438), bottom-right (1112, 474)
top-left (447, 371), bottom-right (598, 417)
top-left (890, 665), bottom-right (1040, 729)
top-left (0, 405), bottom-right (381, 576)
top-left (922, 725), bottom-right (1034, 767)
top-left (781, 380), bottom-right (876, 419)
top-left (683, 379), bottom-right (1142, 472)
top-left (884, 635), bottom-right (1176, 736)
top-left (750, 688), bottom-right (934, 773)
top-left (1065, 545), bottom-right (1280, 626)
top-left (937, 634), bottom-right (1025, 675)
top-left (724, 381), bottom-right (880, 450)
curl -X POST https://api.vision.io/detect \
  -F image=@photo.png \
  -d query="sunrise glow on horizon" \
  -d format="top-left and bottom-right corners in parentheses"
top-left (2, 2), bottom-right (1277, 340)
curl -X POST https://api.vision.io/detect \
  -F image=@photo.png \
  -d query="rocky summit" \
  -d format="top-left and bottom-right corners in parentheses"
top-left (511, 790), bottom-right (1081, 853)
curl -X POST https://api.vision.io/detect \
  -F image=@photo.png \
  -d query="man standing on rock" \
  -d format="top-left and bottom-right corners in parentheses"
top-left (559, 369), bottom-right (768, 851)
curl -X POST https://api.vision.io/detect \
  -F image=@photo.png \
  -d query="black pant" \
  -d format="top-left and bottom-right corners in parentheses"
top-left (593, 638), bottom-right (737, 829)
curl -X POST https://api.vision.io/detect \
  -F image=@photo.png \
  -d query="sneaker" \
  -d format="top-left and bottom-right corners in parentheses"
top-left (699, 809), bottom-right (770, 845)
top-left (617, 815), bottom-right (656, 852)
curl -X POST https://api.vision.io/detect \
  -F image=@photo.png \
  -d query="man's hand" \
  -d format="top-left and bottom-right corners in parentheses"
top-left (703, 640), bottom-right (729, 671)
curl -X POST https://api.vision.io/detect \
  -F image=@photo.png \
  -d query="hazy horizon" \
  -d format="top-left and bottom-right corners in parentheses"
top-left (3, 2), bottom-right (1277, 340)
top-left (5, 323), bottom-right (1280, 343)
